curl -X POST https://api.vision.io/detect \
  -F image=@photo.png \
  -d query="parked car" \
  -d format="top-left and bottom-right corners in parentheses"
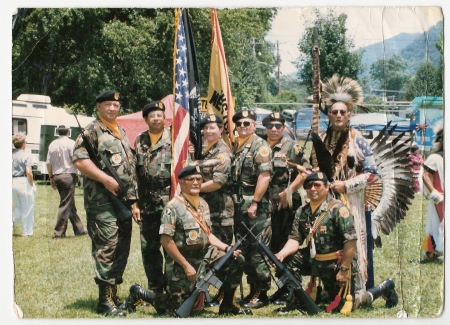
top-left (293, 108), bottom-right (329, 139)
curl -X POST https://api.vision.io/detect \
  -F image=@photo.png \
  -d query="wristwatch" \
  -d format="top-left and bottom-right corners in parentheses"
top-left (339, 266), bottom-right (350, 272)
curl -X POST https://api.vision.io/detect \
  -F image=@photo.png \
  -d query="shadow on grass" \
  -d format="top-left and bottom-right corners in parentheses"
top-left (64, 298), bottom-right (98, 314)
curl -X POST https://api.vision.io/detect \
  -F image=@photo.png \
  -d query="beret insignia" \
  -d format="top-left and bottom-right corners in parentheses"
top-left (114, 93), bottom-right (119, 100)
top-left (242, 111), bottom-right (248, 117)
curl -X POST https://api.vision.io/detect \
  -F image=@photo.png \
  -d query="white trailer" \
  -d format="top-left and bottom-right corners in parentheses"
top-left (12, 94), bottom-right (94, 177)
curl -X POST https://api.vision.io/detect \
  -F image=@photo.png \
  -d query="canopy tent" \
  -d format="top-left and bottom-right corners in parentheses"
top-left (350, 112), bottom-right (414, 133)
top-left (117, 94), bottom-right (173, 147)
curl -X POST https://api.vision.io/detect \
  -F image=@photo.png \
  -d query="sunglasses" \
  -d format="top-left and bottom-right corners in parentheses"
top-left (183, 176), bottom-right (203, 183)
top-left (330, 109), bottom-right (347, 116)
top-left (235, 121), bottom-right (252, 127)
top-left (304, 182), bottom-right (324, 190)
top-left (266, 123), bottom-right (283, 130)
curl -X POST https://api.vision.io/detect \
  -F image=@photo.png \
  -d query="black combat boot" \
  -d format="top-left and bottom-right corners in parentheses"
top-left (218, 287), bottom-right (253, 315)
top-left (111, 284), bottom-right (126, 310)
top-left (268, 286), bottom-right (288, 305)
top-left (367, 278), bottom-right (398, 308)
top-left (241, 290), bottom-right (269, 309)
top-left (205, 287), bottom-right (224, 307)
top-left (238, 283), bottom-right (255, 305)
top-left (125, 283), bottom-right (166, 314)
top-left (97, 282), bottom-right (126, 317)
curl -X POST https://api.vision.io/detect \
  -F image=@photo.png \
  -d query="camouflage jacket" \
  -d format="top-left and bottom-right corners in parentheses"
top-left (232, 134), bottom-right (273, 196)
top-left (289, 196), bottom-right (357, 256)
top-left (72, 118), bottom-right (138, 208)
top-left (270, 136), bottom-right (302, 195)
top-left (134, 128), bottom-right (172, 214)
top-left (159, 193), bottom-right (212, 264)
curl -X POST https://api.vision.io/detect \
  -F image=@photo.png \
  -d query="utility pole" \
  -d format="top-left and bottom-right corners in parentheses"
top-left (277, 40), bottom-right (281, 95)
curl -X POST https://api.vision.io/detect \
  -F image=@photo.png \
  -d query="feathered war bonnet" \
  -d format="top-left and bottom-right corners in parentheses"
top-left (320, 74), bottom-right (364, 115)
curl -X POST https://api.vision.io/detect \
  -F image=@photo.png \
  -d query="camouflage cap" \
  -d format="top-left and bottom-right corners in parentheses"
top-left (96, 90), bottom-right (120, 103)
top-left (232, 110), bottom-right (257, 123)
top-left (142, 100), bottom-right (165, 118)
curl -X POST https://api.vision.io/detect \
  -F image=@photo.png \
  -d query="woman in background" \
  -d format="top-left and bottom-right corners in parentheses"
top-left (12, 133), bottom-right (36, 237)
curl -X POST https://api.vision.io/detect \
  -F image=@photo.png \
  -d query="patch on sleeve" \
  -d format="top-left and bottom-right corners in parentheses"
top-left (339, 206), bottom-right (350, 218)
top-left (217, 153), bottom-right (226, 164)
top-left (189, 230), bottom-right (198, 240)
top-left (259, 146), bottom-right (270, 158)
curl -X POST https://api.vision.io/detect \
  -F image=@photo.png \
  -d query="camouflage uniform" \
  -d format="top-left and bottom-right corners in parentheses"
top-left (73, 118), bottom-right (138, 286)
top-left (283, 195), bottom-right (358, 304)
top-left (231, 133), bottom-right (273, 291)
top-left (199, 139), bottom-right (234, 245)
top-left (134, 128), bottom-right (171, 291)
top-left (268, 136), bottom-right (303, 253)
top-left (153, 193), bottom-right (244, 311)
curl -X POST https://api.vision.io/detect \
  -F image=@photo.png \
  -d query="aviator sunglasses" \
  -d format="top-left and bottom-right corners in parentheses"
top-left (304, 182), bottom-right (324, 190)
top-left (266, 123), bottom-right (283, 130)
top-left (235, 121), bottom-right (252, 127)
top-left (330, 109), bottom-right (347, 116)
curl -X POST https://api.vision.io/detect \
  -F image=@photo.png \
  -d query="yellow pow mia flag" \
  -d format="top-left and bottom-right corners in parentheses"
top-left (207, 8), bottom-right (235, 148)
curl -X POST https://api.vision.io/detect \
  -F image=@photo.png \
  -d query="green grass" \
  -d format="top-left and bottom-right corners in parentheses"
top-left (12, 180), bottom-right (444, 318)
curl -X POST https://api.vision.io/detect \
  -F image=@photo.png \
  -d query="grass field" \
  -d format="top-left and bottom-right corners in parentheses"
top-left (12, 180), bottom-right (444, 319)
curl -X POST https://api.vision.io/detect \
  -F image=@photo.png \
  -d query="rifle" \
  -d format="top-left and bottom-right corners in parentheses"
top-left (175, 224), bottom-right (255, 318)
top-left (73, 114), bottom-right (132, 221)
top-left (241, 222), bottom-right (321, 315)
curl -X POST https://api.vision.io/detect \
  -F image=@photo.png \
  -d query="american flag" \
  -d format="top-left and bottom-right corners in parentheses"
top-left (171, 8), bottom-right (198, 199)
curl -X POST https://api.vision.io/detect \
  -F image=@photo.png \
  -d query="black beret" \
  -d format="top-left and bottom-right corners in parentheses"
top-left (232, 110), bottom-right (257, 123)
top-left (200, 114), bottom-right (223, 128)
top-left (304, 172), bottom-right (328, 186)
top-left (262, 112), bottom-right (285, 127)
top-left (96, 90), bottom-right (120, 103)
top-left (178, 165), bottom-right (202, 180)
top-left (142, 100), bottom-right (165, 118)
top-left (411, 144), bottom-right (419, 151)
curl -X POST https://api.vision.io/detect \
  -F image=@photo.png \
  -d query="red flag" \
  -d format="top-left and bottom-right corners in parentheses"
top-left (171, 8), bottom-right (192, 198)
top-left (207, 8), bottom-right (235, 148)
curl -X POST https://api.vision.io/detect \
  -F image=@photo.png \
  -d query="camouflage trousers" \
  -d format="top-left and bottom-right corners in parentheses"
top-left (86, 202), bottom-right (132, 285)
top-left (283, 247), bottom-right (357, 308)
top-left (140, 212), bottom-right (167, 291)
top-left (233, 196), bottom-right (272, 291)
top-left (204, 193), bottom-right (234, 245)
top-left (153, 246), bottom-right (245, 312)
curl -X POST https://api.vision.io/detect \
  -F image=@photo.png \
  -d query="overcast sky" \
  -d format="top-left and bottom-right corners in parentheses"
top-left (266, 7), bottom-right (444, 75)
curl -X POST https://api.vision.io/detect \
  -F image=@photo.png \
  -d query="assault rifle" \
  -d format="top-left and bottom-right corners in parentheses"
top-left (175, 224), bottom-right (255, 318)
top-left (241, 222), bottom-right (321, 315)
top-left (73, 114), bottom-right (132, 221)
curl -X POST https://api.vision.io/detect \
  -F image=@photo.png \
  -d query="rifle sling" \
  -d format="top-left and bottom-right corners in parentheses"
top-left (175, 196), bottom-right (211, 236)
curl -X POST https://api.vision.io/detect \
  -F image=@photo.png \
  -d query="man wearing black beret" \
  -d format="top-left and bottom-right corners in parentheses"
top-left (273, 171), bottom-right (397, 314)
top-left (73, 90), bottom-right (139, 316)
top-left (133, 99), bottom-right (171, 295)
top-left (125, 165), bottom-right (251, 316)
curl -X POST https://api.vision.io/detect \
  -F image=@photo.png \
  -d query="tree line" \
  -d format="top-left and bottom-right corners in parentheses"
top-left (12, 8), bottom-right (442, 116)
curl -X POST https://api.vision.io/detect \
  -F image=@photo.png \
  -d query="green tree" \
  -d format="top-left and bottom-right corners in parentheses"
top-left (404, 62), bottom-right (441, 100)
top-left (369, 54), bottom-right (411, 95)
top-left (12, 8), bottom-right (276, 114)
top-left (295, 9), bottom-right (364, 93)
top-left (362, 95), bottom-right (387, 112)
top-left (434, 31), bottom-right (443, 94)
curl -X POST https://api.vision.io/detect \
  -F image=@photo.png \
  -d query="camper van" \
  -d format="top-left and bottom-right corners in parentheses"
top-left (12, 94), bottom-right (94, 177)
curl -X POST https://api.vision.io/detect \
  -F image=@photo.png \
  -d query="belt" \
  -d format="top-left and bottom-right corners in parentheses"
top-left (13, 175), bottom-right (26, 178)
top-left (314, 252), bottom-right (339, 261)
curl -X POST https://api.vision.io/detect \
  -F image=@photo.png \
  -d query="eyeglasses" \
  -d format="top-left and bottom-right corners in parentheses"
top-left (183, 176), bottom-right (203, 183)
top-left (266, 123), bottom-right (283, 130)
top-left (304, 182), bottom-right (324, 190)
top-left (148, 112), bottom-right (164, 119)
top-left (330, 109), bottom-right (347, 116)
top-left (235, 121), bottom-right (252, 127)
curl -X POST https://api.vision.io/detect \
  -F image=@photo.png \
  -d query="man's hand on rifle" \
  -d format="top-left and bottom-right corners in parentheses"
top-left (103, 175), bottom-right (120, 196)
top-left (183, 263), bottom-right (197, 282)
top-left (132, 202), bottom-right (141, 223)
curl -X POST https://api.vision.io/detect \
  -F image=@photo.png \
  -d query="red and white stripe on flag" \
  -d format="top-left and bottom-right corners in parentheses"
top-left (171, 9), bottom-right (191, 199)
